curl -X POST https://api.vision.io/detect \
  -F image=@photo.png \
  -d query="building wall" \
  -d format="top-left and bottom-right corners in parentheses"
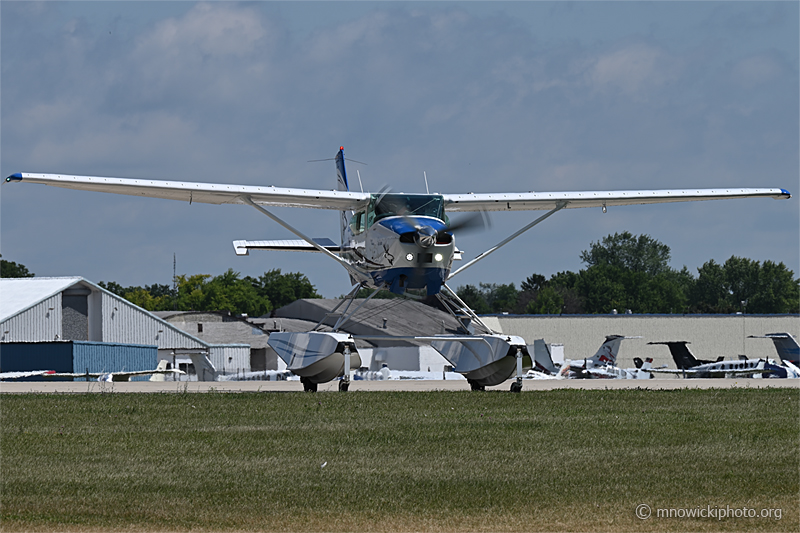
top-left (0, 294), bottom-right (62, 342)
top-left (208, 345), bottom-right (251, 375)
top-left (100, 292), bottom-right (206, 350)
top-left (71, 342), bottom-right (158, 381)
top-left (491, 315), bottom-right (800, 370)
top-left (0, 341), bottom-right (157, 381)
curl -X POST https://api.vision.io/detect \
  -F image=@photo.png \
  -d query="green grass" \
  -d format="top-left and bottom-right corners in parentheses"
top-left (1, 389), bottom-right (798, 532)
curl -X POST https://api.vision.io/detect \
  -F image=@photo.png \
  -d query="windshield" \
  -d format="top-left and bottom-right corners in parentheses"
top-left (369, 193), bottom-right (444, 224)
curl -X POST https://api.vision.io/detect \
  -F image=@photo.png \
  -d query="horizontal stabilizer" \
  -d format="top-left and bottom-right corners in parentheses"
top-left (233, 238), bottom-right (340, 256)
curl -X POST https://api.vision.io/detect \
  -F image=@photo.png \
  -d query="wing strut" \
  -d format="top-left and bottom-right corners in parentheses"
top-left (447, 201), bottom-right (567, 280)
top-left (436, 284), bottom-right (497, 335)
top-left (240, 195), bottom-right (369, 283)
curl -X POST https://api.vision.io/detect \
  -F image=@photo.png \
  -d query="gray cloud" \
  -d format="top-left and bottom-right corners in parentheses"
top-left (2, 2), bottom-right (797, 298)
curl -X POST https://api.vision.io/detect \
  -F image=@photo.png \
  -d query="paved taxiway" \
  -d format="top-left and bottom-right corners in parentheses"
top-left (1, 378), bottom-right (797, 393)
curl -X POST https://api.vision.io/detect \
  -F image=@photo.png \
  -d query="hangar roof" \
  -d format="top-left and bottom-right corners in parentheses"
top-left (0, 277), bottom-right (87, 321)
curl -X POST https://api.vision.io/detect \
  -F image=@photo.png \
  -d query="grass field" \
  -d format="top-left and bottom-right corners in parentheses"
top-left (1, 388), bottom-right (797, 532)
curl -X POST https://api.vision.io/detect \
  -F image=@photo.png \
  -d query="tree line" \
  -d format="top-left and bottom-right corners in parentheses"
top-left (455, 232), bottom-right (799, 315)
top-left (3, 232), bottom-right (798, 316)
top-left (97, 269), bottom-right (320, 316)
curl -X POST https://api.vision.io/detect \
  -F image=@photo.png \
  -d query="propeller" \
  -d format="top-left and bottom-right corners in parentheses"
top-left (374, 184), bottom-right (490, 248)
top-left (402, 210), bottom-right (490, 248)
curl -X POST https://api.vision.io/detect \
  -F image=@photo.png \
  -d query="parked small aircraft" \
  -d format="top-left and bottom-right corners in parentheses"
top-left (6, 148), bottom-right (791, 391)
top-left (557, 335), bottom-right (648, 379)
top-left (0, 360), bottom-right (185, 381)
top-left (747, 333), bottom-right (800, 378)
top-left (646, 341), bottom-right (780, 378)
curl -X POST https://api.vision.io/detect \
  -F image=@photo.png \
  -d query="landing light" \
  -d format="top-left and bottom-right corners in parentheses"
top-left (434, 253), bottom-right (443, 262)
top-left (406, 253), bottom-right (414, 261)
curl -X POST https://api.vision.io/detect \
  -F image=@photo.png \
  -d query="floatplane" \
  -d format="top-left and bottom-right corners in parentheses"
top-left (6, 148), bottom-right (791, 391)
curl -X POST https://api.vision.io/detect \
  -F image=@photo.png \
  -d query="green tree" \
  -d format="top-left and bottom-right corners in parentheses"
top-left (691, 257), bottom-right (799, 314)
top-left (205, 269), bottom-right (270, 317)
top-left (750, 260), bottom-right (800, 314)
top-left (249, 269), bottom-right (320, 309)
top-left (484, 282), bottom-right (518, 313)
top-left (525, 285), bottom-right (564, 314)
top-left (175, 274), bottom-right (212, 311)
top-left (456, 284), bottom-right (491, 314)
top-left (0, 255), bottom-right (34, 278)
top-left (580, 231), bottom-right (671, 276)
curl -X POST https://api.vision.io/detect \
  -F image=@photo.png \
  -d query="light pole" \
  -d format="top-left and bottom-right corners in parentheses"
top-left (740, 300), bottom-right (747, 357)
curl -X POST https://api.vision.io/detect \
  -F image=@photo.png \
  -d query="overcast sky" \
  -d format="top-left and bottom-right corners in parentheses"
top-left (2, 1), bottom-right (798, 300)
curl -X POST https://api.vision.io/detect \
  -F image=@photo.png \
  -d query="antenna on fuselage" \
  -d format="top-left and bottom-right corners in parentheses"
top-left (424, 172), bottom-right (430, 194)
top-left (357, 170), bottom-right (364, 193)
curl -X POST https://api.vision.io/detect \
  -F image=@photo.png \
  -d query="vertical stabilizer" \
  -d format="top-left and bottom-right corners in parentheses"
top-left (335, 147), bottom-right (353, 248)
top-left (189, 352), bottom-right (218, 381)
top-left (531, 339), bottom-right (558, 374)
top-left (588, 335), bottom-right (627, 366)
top-left (149, 360), bottom-right (170, 382)
top-left (749, 333), bottom-right (800, 365)
top-left (648, 341), bottom-right (700, 369)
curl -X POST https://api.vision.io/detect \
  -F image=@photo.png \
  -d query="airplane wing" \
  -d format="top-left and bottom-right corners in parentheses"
top-left (646, 368), bottom-right (775, 377)
top-left (7, 173), bottom-right (789, 212)
top-left (95, 369), bottom-right (186, 381)
top-left (5, 173), bottom-right (370, 210)
top-left (441, 188), bottom-right (791, 212)
top-left (0, 370), bottom-right (56, 380)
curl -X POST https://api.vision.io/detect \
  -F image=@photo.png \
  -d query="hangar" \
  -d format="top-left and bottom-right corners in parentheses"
top-left (0, 277), bottom-right (247, 378)
top-left (483, 313), bottom-right (800, 370)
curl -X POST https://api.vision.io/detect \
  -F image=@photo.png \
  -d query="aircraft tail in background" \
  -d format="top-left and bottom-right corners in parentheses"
top-left (189, 352), bottom-right (218, 381)
top-left (588, 335), bottom-right (641, 366)
top-left (530, 339), bottom-right (558, 374)
top-left (647, 341), bottom-right (722, 369)
top-left (748, 333), bottom-right (800, 365)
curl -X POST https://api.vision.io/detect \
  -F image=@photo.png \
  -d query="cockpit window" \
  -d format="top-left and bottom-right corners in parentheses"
top-left (368, 194), bottom-right (444, 225)
top-left (349, 211), bottom-right (366, 234)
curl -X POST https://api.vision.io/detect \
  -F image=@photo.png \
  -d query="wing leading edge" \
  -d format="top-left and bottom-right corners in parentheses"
top-left (441, 188), bottom-right (791, 212)
top-left (5, 172), bottom-right (370, 210)
top-left (5, 172), bottom-right (790, 212)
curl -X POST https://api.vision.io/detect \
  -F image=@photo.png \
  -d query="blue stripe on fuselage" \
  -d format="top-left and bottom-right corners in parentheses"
top-left (378, 216), bottom-right (447, 234)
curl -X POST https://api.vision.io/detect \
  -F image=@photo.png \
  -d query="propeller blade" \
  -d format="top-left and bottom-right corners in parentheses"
top-left (445, 211), bottom-right (491, 233)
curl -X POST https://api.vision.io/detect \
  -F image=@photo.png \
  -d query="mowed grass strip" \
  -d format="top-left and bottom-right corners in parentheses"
top-left (1, 389), bottom-right (797, 532)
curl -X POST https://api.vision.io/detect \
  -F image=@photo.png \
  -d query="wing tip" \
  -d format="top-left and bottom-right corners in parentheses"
top-left (780, 189), bottom-right (792, 199)
top-left (5, 173), bottom-right (23, 183)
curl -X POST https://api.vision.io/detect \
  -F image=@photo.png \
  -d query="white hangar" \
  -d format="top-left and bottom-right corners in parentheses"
top-left (0, 277), bottom-right (248, 378)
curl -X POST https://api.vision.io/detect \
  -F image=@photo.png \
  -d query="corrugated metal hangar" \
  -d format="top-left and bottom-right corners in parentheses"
top-left (0, 277), bottom-right (248, 379)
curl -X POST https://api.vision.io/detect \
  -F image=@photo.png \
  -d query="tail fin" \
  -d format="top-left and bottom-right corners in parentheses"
top-left (749, 333), bottom-right (800, 365)
top-left (149, 360), bottom-right (170, 382)
top-left (335, 147), bottom-right (354, 254)
top-left (530, 339), bottom-right (558, 374)
top-left (588, 335), bottom-right (639, 366)
top-left (648, 341), bottom-right (700, 369)
top-left (189, 353), bottom-right (218, 381)
top-left (335, 147), bottom-right (349, 192)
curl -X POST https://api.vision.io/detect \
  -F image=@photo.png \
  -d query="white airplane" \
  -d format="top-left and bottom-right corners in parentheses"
top-left (5, 148), bottom-right (791, 391)
top-left (0, 360), bottom-right (185, 381)
top-left (646, 341), bottom-right (780, 378)
top-left (557, 335), bottom-right (649, 379)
